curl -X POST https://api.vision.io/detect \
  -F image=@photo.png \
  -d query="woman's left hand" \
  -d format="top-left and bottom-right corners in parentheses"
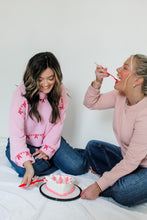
top-left (33, 149), bottom-right (49, 160)
top-left (81, 182), bottom-right (101, 200)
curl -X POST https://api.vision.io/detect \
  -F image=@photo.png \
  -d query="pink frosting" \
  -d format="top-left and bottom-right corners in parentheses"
top-left (51, 174), bottom-right (72, 184)
top-left (45, 185), bottom-right (75, 197)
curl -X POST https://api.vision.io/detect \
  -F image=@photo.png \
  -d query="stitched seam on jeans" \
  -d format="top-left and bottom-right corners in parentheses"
top-left (132, 170), bottom-right (147, 184)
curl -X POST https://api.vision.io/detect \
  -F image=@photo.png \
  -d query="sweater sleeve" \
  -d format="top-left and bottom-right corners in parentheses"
top-left (96, 109), bottom-right (147, 191)
top-left (9, 85), bottom-right (35, 167)
top-left (40, 84), bottom-right (68, 159)
top-left (83, 84), bottom-right (118, 110)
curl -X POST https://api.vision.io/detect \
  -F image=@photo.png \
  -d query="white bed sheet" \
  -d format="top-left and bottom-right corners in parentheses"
top-left (0, 138), bottom-right (147, 220)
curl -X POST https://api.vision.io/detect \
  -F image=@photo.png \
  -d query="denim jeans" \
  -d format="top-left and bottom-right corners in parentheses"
top-left (86, 140), bottom-right (147, 206)
top-left (5, 137), bottom-right (89, 177)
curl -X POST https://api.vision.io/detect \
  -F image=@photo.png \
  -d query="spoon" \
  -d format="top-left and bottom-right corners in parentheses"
top-left (106, 72), bottom-right (119, 83)
top-left (18, 177), bottom-right (47, 187)
top-left (94, 62), bottom-right (119, 83)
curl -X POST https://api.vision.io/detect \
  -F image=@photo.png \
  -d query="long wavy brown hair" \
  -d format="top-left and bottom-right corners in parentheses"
top-left (23, 52), bottom-right (63, 123)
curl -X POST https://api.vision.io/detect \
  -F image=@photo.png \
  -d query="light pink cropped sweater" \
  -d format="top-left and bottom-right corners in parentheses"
top-left (83, 85), bottom-right (147, 191)
top-left (9, 83), bottom-right (68, 167)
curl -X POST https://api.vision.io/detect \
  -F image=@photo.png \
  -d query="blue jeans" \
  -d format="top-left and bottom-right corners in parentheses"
top-left (86, 140), bottom-right (147, 207)
top-left (5, 137), bottom-right (89, 177)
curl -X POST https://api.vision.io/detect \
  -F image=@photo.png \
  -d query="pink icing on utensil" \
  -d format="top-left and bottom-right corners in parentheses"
top-left (106, 72), bottom-right (119, 83)
top-left (94, 62), bottom-right (119, 83)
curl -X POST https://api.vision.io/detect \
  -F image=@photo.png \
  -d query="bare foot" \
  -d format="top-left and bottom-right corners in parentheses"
top-left (89, 167), bottom-right (101, 176)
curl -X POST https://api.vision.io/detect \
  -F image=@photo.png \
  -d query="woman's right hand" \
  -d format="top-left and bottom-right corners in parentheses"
top-left (21, 161), bottom-right (35, 188)
top-left (92, 64), bottom-right (108, 89)
top-left (81, 182), bottom-right (101, 200)
top-left (95, 64), bottom-right (108, 83)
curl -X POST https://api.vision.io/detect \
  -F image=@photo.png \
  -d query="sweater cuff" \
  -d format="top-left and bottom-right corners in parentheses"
top-left (96, 177), bottom-right (109, 192)
top-left (41, 144), bottom-right (56, 159)
top-left (15, 151), bottom-right (35, 167)
top-left (89, 84), bottom-right (101, 94)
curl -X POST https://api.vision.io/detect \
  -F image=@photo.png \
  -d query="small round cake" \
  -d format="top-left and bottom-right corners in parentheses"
top-left (45, 174), bottom-right (75, 197)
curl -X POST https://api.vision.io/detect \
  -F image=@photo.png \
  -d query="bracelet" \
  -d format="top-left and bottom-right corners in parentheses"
top-left (95, 181), bottom-right (102, 193)
top-left (94, 80), bottom-right (101, 85)
top-left (93, 80), bottom-right (101, 88)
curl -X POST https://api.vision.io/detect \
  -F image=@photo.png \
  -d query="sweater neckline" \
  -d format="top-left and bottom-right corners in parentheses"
top-left (124, 96), bottom-right (147, 112)
top-left (39, 92), bottom-right (47, 100)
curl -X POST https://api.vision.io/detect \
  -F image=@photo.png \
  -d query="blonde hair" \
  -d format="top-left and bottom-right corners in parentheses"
top-left (133, 54), bottom-right (147, 95)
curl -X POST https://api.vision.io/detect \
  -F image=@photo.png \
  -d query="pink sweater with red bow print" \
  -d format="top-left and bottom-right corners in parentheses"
top-left (9, 83), bottom-right (68, 167)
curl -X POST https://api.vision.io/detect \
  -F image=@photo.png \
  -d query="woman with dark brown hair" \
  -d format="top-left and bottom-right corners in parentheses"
top-left (6, 52), bottom-right (89, 188)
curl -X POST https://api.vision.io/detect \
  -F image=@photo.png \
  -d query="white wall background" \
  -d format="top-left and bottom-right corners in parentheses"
top-left (0, 0), bottom-right (147, 148)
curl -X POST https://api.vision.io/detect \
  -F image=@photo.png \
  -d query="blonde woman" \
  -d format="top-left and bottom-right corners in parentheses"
top-left (81, 54), bottom-right (147, 206)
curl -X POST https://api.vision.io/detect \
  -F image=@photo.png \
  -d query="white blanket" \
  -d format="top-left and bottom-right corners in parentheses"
top-left (0, 138), bottom-right (147, 220)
